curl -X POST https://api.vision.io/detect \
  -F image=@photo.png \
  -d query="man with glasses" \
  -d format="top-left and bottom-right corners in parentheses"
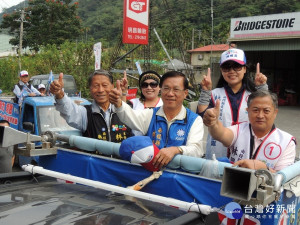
top-left (110, 71), bottom-right (204, 169)
top-left (13, 70), bottom-right (41, 105)
top-left (50, 70), bottom-right (133, 143)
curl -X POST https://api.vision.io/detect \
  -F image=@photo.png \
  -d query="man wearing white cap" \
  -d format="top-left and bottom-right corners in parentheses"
top-left (13, 70), bottom-right (41, 105)
top-left (38, 84), bottom-right (46, 96)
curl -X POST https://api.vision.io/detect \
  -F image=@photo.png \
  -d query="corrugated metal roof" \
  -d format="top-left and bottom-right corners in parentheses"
top-left (230, 38), bottom-right (300, 51)
top-left (187, 44), bottom-right (229, 52)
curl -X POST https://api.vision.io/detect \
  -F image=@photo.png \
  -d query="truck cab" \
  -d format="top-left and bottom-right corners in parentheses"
top-left (1, 95), bottom-right (90, 137)
top-left (0, 95), bottom-right (91, 165)
top-left (19, 96), bottom-right (90, 136)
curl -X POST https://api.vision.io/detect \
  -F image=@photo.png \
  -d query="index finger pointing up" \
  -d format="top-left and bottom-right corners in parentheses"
top-left (123, 70), bottom-right (127, 80)
top-left (256, 63), bottom-right (260, 75)
top-left (207, 68), bottom-right (211, 80)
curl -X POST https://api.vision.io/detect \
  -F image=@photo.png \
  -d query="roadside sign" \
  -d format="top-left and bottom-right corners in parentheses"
top-left (123, 0), bottom-right (149, 45)
top-left (94, 42), bottom-right (102, 70)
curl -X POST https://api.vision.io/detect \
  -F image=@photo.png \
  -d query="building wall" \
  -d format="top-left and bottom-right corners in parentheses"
top-left (190, 51), bottom-right (223, 84)
top-left (190, 51), bottom-right (222, 67)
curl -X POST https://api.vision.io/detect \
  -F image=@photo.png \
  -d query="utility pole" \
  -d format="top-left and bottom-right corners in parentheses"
top-left (192, 29), bottom-right (201, 50)
top-left (19, 10), bottom-right (24, 55)
top-left (16, 9), bottom-right (25, 71)
top-left (192, 28), bottom-right (194, 50)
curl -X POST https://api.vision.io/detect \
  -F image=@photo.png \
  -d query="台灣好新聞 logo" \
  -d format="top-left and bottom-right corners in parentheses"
top-left (225, 202), bottom-right (243, 219)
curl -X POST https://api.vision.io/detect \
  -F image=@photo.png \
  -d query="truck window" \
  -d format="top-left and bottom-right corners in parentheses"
top-left (62, 77), bottom-right (77, 96)
top-left (38, 106), bottom-right (77, 133)
top-left (22, 104), bottom-right (35, 133)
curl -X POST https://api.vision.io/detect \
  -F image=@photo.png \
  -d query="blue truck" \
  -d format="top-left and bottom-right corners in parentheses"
top-left (0, 95), bottom-right (90, 163)
top-left (0, 96), bottom-right (90, 137)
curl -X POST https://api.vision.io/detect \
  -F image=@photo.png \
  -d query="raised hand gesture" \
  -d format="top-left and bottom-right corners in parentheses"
top-left (120, 71), bottom-right (128, 101)
top-left (50, 73), bottom-right (64, 99)
top-left (254, 63), bottom-right (267, 86)
top-left (203, 99), bottom-right (220, 127)
top-left (200, 68), bottom-right (212, 91)
top-left (109, 80), bottom-right (123, 108)
top-left (120, 71), bottom-right (128, 94)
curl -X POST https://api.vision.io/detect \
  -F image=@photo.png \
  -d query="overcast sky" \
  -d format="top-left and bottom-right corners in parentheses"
top-left (0, 0), bottom-right (24, 13)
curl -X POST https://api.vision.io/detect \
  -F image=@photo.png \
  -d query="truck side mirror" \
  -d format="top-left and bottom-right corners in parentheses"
top-left (23, 122), bottom-right (34, 133)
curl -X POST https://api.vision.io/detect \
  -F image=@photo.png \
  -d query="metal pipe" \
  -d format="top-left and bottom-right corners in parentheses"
top-left (274, 173), bottom-right (284, 192)
top-left (22, 164), bottom-right (213, 215)
top-left (56, 134), bottom-right (71, 143)
top-left (153, 28), bottom-right (177, 71)
top-left (111, 45), bottom-right (141, 66)
top-left (277, 160), bottom-right (300, 183)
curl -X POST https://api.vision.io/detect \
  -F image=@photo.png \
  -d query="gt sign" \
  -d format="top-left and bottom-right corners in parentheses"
top-left (130, 0), bottom-right (147, 13)
top-left (123, 0), bottom-right (149, 45)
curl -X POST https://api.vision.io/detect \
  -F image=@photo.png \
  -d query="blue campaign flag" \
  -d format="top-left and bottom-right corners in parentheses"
top-left (135, 61), bottom-right (143, 75)
top-left (0, 89), bottom-right (2, 94)
top-left (18, 85), bottom-right (31, 106)
top-left (46, 70), bottom-right (54, 96)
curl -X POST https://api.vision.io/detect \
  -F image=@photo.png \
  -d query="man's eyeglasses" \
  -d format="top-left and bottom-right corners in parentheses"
top-left (161, 87), bottom-right (185, 94)
top-left (220, 63), bottom-right (244, 72)
top-left (141, 82), bottom-right (159, 89)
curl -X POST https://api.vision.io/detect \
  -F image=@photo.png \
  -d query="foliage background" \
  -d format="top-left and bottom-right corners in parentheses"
top-left (0, 0), bottom-right (300, 98)
top-left (0, 41), bottom-right (97, 97)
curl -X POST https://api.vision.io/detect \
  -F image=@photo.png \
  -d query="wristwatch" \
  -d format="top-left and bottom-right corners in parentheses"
top-left (178, 147), bottom-right (183, 155)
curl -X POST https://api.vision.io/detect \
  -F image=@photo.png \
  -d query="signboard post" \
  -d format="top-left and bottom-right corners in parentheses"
top-left (94, 42), bottom-right (102, 70)
top-left (123, 0), bottom-right (149, 45)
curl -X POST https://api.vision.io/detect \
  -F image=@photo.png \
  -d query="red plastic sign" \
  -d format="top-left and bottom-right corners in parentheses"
top-left (123, 0), bottom-right (149, 45)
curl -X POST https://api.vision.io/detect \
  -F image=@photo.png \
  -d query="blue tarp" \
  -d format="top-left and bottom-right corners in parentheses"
top-left (39, 149), bottom-right (232, 208)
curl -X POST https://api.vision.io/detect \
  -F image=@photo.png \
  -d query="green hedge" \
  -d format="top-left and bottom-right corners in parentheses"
top-left (0, 40), bottom-right (102, 98)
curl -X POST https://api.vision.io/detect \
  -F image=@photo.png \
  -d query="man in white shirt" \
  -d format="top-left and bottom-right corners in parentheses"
top-left (203, 89), bottom-right (296, 172)
top-left (109, 71), bottom-right (204, 170)
top-left (13, 70), bottom-right (41, 105)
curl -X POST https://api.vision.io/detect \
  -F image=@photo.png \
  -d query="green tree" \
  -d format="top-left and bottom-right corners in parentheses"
top-left (0, 0), bottom-right (83, 51)
top-left (0, 40), bottom-right (96, 98)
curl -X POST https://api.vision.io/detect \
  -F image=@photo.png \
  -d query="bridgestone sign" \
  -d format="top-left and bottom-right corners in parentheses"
top-left (230, 12), bottom-right (300, 39)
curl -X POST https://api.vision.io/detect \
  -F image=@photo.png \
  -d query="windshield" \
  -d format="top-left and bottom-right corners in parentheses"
top-left (38, 106), bottom-right (77, 133)
top-left (31, 76), bottom-right (77, 95)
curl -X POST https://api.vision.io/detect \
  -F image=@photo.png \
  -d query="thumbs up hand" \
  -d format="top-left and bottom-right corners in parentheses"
top-left (203, 100), bottom-right (235, 147)
top-left (50, 73), bottom-right (64, 99)
top-left (200, 68), bottom-right (212, 91)
top-left (254, 63), bottom-right (267, 86)
top-left (109, 80), bottom-right (123, 108)
top-left (203, 99), bottom-right (220, 127)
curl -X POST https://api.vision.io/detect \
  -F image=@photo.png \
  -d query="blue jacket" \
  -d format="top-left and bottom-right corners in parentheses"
top-left (146, 107), bottom-right (198, 148)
